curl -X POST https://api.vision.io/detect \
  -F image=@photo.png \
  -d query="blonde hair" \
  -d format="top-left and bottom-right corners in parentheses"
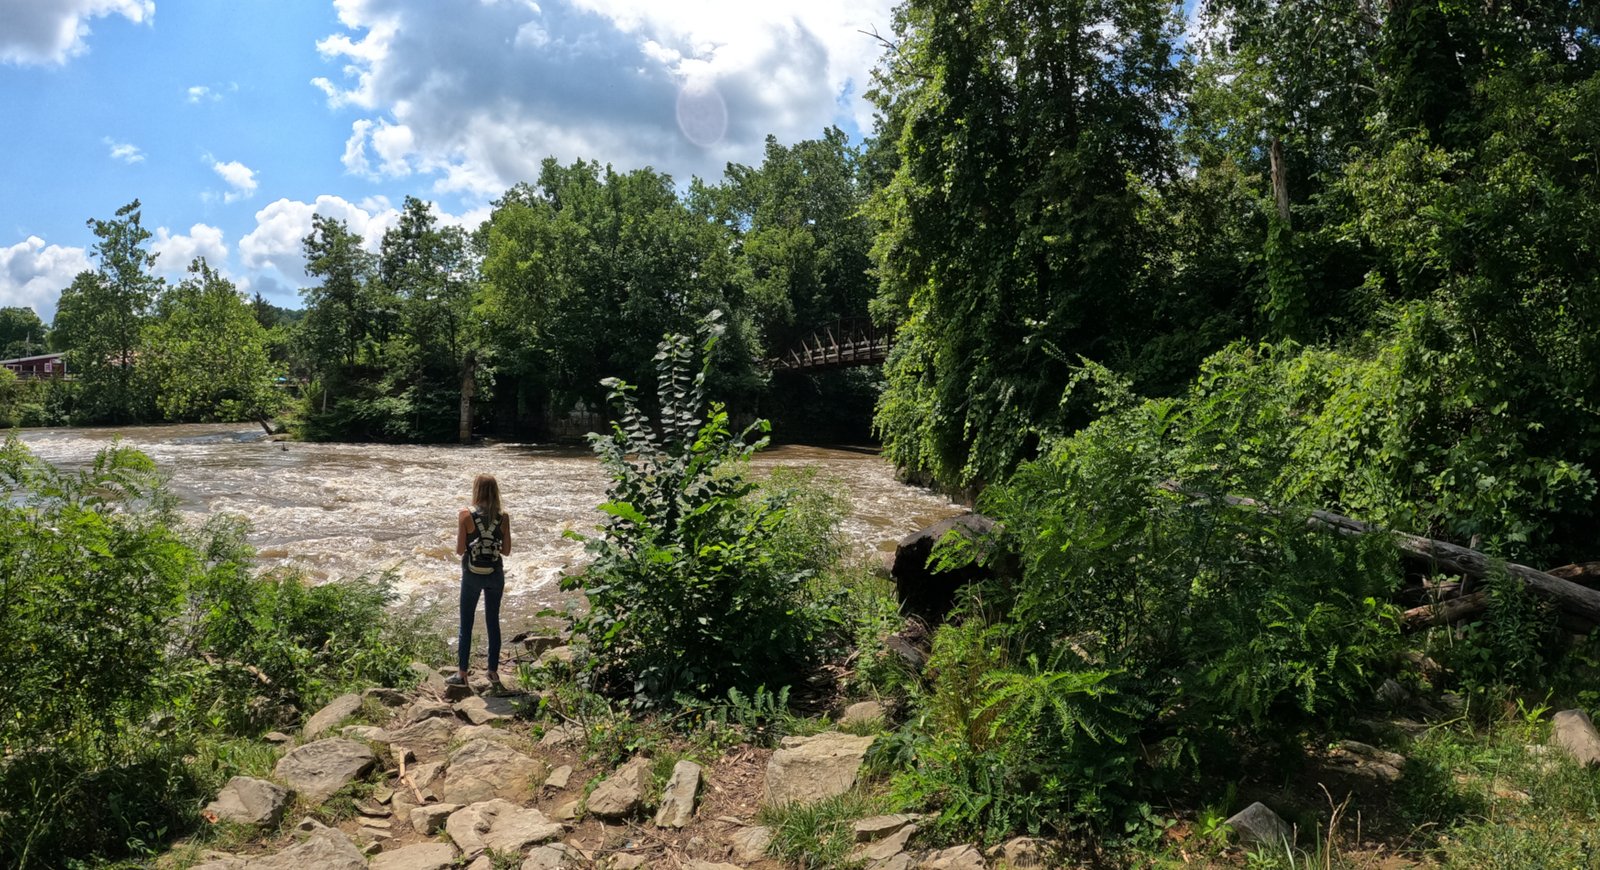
top-left (472, 474), bottom-right (502, 521)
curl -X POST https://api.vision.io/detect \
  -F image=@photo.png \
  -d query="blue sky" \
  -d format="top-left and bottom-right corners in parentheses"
top-left (0, 0), bottom-right (894, 320)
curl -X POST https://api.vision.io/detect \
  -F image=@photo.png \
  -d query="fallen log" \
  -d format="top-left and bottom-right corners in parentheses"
top-left (1547, 562), bottom-right (1600, 589)
top-left (1163, 482), bottom-right (1600, 625)
top-left (1402, 591), bottom-right (1489, 629)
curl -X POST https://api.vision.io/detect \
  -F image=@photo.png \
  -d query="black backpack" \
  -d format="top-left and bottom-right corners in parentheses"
top-left (466, 507), bottom-right (502, 575)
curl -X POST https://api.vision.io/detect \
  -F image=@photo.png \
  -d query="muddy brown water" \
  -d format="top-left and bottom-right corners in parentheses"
top-left (16, 424), bottom-right (960, 619)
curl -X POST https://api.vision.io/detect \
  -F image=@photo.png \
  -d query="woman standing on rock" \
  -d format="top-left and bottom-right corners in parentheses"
top-left (449, 473), bottom-right (512, 687)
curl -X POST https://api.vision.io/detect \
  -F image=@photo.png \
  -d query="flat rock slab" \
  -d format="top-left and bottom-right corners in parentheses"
top-left (456, 694), bottom-right (521, 724)
top-left (653, 760), bottom-right (702, 828)
top-left (370, 842), bottom-right (460, 870)
top-left (409, 802), bottom-right (462, 835)
top-left (854, 823), bottom-right (917, 863)
top-left (1552, 708), bottom-right (1600, 767)
top-left (304, 693), bottom-right (363, 739)
top-left (381, 716), bottom-right (459, 761)
top-left (588, 756), bottom-right (651, 819)
top-left (989, 836), bottom-right (1047, 867)
top-left (364, 686), bottom-right (410, 707)
top-left (445, 799), bottom-right (563, 859)
top-left (728, 825), bottom-right (772, 863)
top-left (544, 764), bottom-right (573, 789)
top-left (203, 775), bottom-right (291, 827)
top-left (1226, 801), bottom-right (1293, 848)
top-left (404, 698), bottom-right (455, 724)
top-left (439, 738), bottom-right (547, 804)
top-left (855, 814), bottom-right (920, 842)
top-left (253, 827), bottom-right (367, 870)
top-left (920, 844), bottom-right (986, 869)
top-left (762, 732), bottom-right (875, 806)
top-left (273, 738), bottom-right (375, 804)
top-left (522, 842), bottom-right (585, 869)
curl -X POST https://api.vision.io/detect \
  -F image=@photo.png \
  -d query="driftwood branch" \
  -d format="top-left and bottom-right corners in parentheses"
top-left (1163, 482), bottom-right (1600, 626)
top-left (1402, 591), bottom-right (1488, 629)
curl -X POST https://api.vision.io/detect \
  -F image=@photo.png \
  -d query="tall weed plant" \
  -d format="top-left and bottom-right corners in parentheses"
top-left (564, 311), bottom-right (838, 706)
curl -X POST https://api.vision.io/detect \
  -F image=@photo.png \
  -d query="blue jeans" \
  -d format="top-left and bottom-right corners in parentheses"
top-left (458, 558), bottom-right (504, 674)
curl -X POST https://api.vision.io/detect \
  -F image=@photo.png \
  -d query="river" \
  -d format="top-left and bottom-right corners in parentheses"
top-left (15, 424), bottom-right (959, 615)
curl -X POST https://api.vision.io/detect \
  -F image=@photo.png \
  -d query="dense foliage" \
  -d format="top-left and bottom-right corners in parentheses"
top-left (0, 437), bottom-right (437, 867)
top-left (564, 314), bottom-right (839, 706)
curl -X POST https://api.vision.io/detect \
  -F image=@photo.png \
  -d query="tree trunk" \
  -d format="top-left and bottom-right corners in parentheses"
top-left (1269, 137), bottom-right (1292, 227)
top-left (459, 350), bottom-right (477, 444)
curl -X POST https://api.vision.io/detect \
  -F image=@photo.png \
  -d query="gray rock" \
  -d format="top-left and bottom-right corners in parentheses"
top-left (892, 513), bottom-right (1002, 623)
top-left (840, 700), bottom-right (887, 728)
top-left (1329, 740), bottom-right (1405, 782)
top-left (370, 842), bottom-right (459, 870)
top-left (438, 738), bottom-right (547, 804)
top-left (253, 826), bottom-right (367, 870)
top-left (653, 760), bottom-right (702, 828)
top-left (404, 698), bottom-right (455, 725)
top-left (728, 825), bottom-right (772, 863)
top-left (605, 854), bottom-right (647, 870)
top-left (522, 842), bottom-right (585, 869)
top-left (537, 645), bottom-right (575, 667)
top-left (202, 776), bottom-right (291, 828)
top-left (1551, 708), bottom-right (1600, 767)
top-left (544, 764), bottom-right (573, 789)
top-left (342, 724), bottom-right (388, 742)
top-left (552, 799), bottom-right (579, 821)
top-left (455, 695), bottom-right (518, 725)
top-left (262, 731), bottom-right (294, 746)
top-left (876, 855), bottom-right (914, 870)
top-left (452, 724), bottom-right (526, 748)
top-left (540, 724), bottom-right (583, 747)
top-left (854, 823), bottom-right (917, 863)
top-left (189, 856), bottom-right (248, 870)
top-left (762, 732), bottom-right (875, 806)
top-left (407, 759), bottom-right (445, 793)
top-left (381, 716), bottom-right (459, 760)
top-left (409, 802), bottom-right (461, 835)
top-left (304, 693), bottom-right (364, 739)
top-left (854, 814), bottom-right (920, 842)
top-left (920, 844), bottom-right (986, 869)
top-left (1225, 801), bottom-right (1293, 849)
top-left (466, 857), bottom-right (493, 870)
top-left (445, 799), bottom-right (563, 859)
top-left (587, 756), bottom-right (651, 819)
top-left (990, 836), bottom-right (1047, 867)
top-left (272, 738), bottom-right (376, 804)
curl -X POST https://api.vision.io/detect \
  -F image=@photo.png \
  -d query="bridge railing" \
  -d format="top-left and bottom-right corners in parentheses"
top-left (774, 317), bottom-right (892, 372)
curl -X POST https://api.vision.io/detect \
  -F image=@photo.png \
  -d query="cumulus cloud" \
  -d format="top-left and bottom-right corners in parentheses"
top-left (105, 138), bottom-right (144, 164)
top-left (238, 194), bottom-right (488, 285)
top-left (151, 224), bottom-right (228, 278)
top-left (238, 195), bottom-right (401, 282)
top-left (311, 0), bottom-right (893, 195)
top-left (0, 236), bottom-right (93, 321)
top-left (0, 0), bottom-right (154, 66)
top-left (211, 159), bottom-right (259, 203)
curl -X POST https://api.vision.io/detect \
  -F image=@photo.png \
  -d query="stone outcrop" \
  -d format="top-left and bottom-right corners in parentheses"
top-left (1225, 801), bottom-right (1293, 848)
top-left (202, 776), bottom-right (291, 828)
top-left (522, 842), bottom-right (585, 869)
top-left (653, 760), bottom-right (701, 828)
top-left (370, 842), bottom-right (459, 870)
top-left (587, 756), bottom-right (651, 819)
top-left (456, 694), bottom-right (518, 725)
top-left (253, 824), bottom-right (367, 870)
top-left (920, 844), bottom-right (986, 869)
top-left (1551, 708), bottom-right (1600, 767)
top-left (380, 716), bottom-right (458, 760)
top-left (273, 738), bottom-right (376, 803)
top-left (444, 799), bottom-right (563, 859)
top-left (304, 693), bottom-right (363, 739)
top-left (544, 764), bottom-right (573, 789)
top-left (409, 803), bottom-right (461, 835)
top-left (891, 514), bottom-right (1002, 623)
top-left (728, 825), bottom-right (773, 863)
top-left (840, 700), bottom-right (887, 729)
top-left (762, 732), bottom-right (875, 806)
top-left (438, 738), bottom-right (547, 804)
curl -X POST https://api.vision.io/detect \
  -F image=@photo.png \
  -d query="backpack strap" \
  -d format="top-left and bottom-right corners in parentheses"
top-left (469, 507), bottom-right (499, 546)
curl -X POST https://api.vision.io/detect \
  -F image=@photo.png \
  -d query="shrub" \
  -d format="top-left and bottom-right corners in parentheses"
top-left (563, 312), bottom-right (837, 707)
top-left (0, 436), bottom-right (439, 867)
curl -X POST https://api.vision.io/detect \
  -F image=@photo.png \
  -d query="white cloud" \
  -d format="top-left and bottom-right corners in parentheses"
top-left (105, 138), bottom-right (144, 164)
top-left (186, 85), bottom-right (213, 103)
top-left (151, 224), bottom-right (228, 278)
top-left (238, 194), bottom-right (487, 286)
top-left (0, 236), bottom-right (92, 321)
top-left (310, 0), bottom-right (894, 194)
top-left (0, 0), bottom-right (154, 66)
top-left (211, 159), bottom-right (259, 203)
top-left (239, 195), bottom-right (400, 282)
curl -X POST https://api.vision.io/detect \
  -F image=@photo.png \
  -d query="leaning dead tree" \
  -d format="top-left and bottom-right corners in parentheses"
top-left (1165, 482), bottom-right (1600, 629)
